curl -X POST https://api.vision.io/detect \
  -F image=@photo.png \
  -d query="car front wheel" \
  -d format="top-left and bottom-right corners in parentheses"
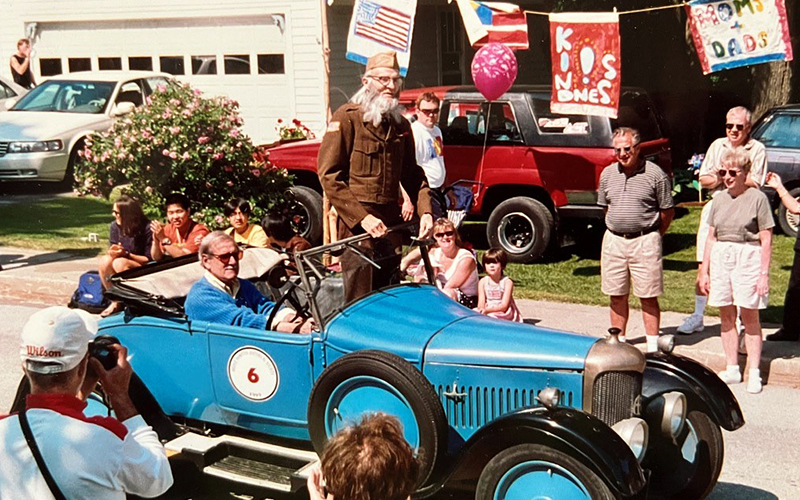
top-left (487, 197), bottom-right (554, 263)
top-left (476, 444), bottom-right (614, 500)
top-left (642, 411), bottom-right (724, 500)
top-left (777, 186), bottom-right (800, 238)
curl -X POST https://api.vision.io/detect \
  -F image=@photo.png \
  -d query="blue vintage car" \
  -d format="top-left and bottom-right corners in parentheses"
top-left (15, 234), bottom-right (744, 500)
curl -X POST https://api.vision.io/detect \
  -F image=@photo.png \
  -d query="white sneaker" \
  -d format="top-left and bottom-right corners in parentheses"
top-left (747, 375), bottom-right (762, 394)
top-left (718, 369), bottom-right (742, 385)
top-left (677, 314), bottom-right (704, 334)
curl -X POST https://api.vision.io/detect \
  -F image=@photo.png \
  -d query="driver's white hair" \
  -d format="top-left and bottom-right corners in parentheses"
top-left (350, 84), bottom-right (403, 127)
top-left (198, 231), bottom-right (236, 260)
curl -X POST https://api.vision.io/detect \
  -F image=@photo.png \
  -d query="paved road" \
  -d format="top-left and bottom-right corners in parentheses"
top-left (1, 303), bottom-right (798, 499)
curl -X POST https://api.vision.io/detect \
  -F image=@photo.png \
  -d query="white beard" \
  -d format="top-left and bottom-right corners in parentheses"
top-left (351, 85), bottom-right (402, 127)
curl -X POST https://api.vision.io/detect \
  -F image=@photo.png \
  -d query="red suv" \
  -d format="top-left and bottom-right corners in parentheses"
top-left (268, 85), bottom-right (671, 262)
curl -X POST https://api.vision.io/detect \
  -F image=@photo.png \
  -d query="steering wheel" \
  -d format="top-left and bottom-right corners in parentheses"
top-left (265, 266), bottom-right (312, 331)
top-left (88, 99), bottom-right (106, 109)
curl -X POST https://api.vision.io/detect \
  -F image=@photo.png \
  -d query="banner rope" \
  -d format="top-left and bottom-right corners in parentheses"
top-left (523, 2), bottom-right (688, 17)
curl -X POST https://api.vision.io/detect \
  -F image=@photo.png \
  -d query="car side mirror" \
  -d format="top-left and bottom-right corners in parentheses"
top-left (112, 101), bottom-right (135, 117)
top-left (4, 99), bottom-right (16, 110)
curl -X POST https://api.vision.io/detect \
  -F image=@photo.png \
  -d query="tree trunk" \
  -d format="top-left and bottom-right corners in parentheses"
top-left (750, 61), bottom-right (793, 121)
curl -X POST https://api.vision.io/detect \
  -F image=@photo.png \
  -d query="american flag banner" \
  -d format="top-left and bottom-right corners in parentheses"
top-left (453, 0), bottom-right (529, 50)
top-left (346, 0), bottom-right (418, 76)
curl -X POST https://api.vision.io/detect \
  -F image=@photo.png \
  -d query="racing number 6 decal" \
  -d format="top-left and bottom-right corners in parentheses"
top-left (227, 347), bottom-right (279, 402)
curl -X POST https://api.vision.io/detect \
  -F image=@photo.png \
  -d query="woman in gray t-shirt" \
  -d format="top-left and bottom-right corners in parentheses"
top-left (699, 148), bottom-right (773, 394)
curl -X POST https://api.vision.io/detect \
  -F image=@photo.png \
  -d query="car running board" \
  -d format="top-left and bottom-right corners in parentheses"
top-left (165, 433), bottom-right (319, 493)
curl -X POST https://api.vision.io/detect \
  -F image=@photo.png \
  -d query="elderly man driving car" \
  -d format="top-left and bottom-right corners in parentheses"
top-left (185, 232), bottom-right (314, 333)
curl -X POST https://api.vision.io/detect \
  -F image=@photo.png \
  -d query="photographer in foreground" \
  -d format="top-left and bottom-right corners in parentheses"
top-left (0, 307), bottom-right (173, 499)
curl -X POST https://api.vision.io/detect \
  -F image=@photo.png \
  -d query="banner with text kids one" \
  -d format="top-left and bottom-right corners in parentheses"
top-left (549, 12), bottom-right (621, 119)
top-left (347, 0), bottom-right (418, 76)
top-left (686, 0), bottom-right (793, 74)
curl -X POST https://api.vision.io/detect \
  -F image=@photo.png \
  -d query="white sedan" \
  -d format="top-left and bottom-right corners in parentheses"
top-left (0, 75), bottom-right (28, 112)
top-left (0, 71), bottom-right (171, 182)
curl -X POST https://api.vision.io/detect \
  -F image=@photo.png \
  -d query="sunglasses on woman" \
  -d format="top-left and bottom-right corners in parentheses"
top-left (434, 230), bottom-right (455, 238)
top-left (719, 169), bottom-right (741, 177)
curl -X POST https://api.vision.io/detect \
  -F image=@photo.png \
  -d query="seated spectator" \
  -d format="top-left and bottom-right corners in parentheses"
top-left (416, 218), bottom-right (478, 307)
top-left (476, 248), bottom-right (523, 322)
top-left (184, 232), bottom-right (314, 333)
top-left (151, 193), bottom-right (209, 261)
top-left (225, 198), bottom-right (268, 247)
top-left (0, 307), bottom-right (173, 498)
top-left (99, 195), bottom-right (153, 317)
top-left (307, 413), bottom-right (419, 500)
top-left (262, 212), bottom-right (312, 256)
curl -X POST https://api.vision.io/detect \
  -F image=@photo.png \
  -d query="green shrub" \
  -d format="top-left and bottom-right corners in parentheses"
top-left (74, 82), bottom-right (292, 228)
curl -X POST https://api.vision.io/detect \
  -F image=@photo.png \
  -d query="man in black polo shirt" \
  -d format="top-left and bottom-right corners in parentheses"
top-left (598, 127), bottom-right (674, 352)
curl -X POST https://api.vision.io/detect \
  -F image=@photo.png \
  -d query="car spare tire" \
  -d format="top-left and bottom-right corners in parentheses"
top-left (307, 350), bottom-right (447, 487)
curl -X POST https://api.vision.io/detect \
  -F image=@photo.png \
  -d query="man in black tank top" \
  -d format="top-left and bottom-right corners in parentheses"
top-left (10, 38), bottom-right (36, 89)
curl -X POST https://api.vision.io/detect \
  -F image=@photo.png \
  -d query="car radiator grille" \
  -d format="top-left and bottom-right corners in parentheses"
top-left (437, 385), bottom-right (576, 429)
top-left (0, 142), bottom-right (8, 157)
top-left (592, 371), bottom-right (642, 427)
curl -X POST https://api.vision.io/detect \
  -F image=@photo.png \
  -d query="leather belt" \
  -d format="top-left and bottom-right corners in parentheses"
top-left (608, 225), bottom-right (659, 239)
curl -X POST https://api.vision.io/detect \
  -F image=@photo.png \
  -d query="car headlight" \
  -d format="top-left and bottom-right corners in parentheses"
top-left (646, 391), bottom-right (686, 438)
top-left (612, 417), bottom-right (649, 462)
top-left (8, 140), bottom-right (63, 153)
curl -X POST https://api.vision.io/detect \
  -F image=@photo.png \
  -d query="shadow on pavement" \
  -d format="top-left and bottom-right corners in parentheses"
top-left (0, 250), bottom-right (97, 270)
top-left (707, 482), bottom-right (779, 500)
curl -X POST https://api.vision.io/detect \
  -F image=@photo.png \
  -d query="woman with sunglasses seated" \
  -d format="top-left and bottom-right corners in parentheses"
top-left (417, 218), bottom-right (479, 307)
top-left (185, 232), bottom-right (314, 333)
top-left (698, 148), bottom-right (773, 394)
top-left (99, 195), bottom-right (153, 317)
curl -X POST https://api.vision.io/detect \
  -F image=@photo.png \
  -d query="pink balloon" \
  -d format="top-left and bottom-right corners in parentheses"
top-left (471, 43), bottom-right (518, 102)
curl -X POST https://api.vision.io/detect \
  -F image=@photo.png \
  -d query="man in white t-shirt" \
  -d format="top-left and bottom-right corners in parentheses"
top-left (402, 92), bottom-right (450, 220)
top-left (677, 106), bottom-right (767, 334)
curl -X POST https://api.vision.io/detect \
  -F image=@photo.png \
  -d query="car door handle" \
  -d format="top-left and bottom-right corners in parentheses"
top-left (443, 382), bottom-right (467, 401)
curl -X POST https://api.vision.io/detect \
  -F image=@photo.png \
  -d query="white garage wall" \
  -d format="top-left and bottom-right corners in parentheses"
top-left (0, 1), bottom-right (327, 144)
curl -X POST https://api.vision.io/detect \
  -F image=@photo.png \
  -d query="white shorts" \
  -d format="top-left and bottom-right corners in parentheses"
top-left (696, 199), bottom-right (714, 262)
top-left (708, 241), bottom-right (768, 309)
top-left (601, 230), bottom-right (663, 298)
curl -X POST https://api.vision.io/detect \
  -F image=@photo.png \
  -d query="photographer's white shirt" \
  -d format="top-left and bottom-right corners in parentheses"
top-left (0, 393), bottom-right (173, 499)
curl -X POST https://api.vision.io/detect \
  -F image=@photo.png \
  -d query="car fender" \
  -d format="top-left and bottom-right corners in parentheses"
top-left (643, 352), bottom-right (745, 431)
top-left (421, 406), bottom-right (646, 499)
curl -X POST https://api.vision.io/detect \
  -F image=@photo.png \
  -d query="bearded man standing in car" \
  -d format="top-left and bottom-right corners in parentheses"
top-left (318, 51), bottom-right (433, 303)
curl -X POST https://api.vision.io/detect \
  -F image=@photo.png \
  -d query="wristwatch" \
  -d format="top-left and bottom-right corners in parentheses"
top-left (161, 237), bottom-right (172, 247)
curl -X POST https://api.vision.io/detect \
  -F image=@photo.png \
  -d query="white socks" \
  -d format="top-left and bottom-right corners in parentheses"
top-left (646, 335), bottom-right (659, 353)
top-left (693, 294), bottom-right (707, 317)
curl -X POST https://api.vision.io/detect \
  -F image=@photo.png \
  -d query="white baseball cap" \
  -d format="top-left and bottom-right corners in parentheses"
top-left (20, 307), bottom-right (98, 374)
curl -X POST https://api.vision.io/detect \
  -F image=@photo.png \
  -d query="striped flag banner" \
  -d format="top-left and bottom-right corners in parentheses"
top-left (347, 0), bottom-right (418, 76)
top-left (452, 0), bottom-right (529, 50)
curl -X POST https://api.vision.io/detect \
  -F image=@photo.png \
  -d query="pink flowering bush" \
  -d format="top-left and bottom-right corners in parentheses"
top-left (276, 118), bottom-right (315, 141)
top-left (75, 82), bottom-right (292, 228)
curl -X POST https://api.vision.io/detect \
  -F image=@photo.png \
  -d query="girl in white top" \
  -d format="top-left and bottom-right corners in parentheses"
top-left (477, 248), bottom-right (523, 322)
top-left (425, 218), bottom-right (479, 307)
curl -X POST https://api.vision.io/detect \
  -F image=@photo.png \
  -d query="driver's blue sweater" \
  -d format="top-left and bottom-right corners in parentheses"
top-left (185, 277), bottom-right (277, 329)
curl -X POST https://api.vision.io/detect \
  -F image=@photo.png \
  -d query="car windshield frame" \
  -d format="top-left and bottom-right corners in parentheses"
top-left (11, 79), bottom-right (117, 114)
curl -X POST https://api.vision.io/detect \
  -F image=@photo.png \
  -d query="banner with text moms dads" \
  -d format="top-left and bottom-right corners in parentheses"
top-left (549, 12), bottom-right (621, 119)
top-left (686, 0), bottom-right (793, 75)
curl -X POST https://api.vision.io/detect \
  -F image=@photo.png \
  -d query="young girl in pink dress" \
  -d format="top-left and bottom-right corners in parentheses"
top-left (476, 248), bottom-right (523, 322)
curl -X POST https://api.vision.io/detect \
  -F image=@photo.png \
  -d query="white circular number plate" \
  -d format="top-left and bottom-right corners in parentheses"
top-left (227, 347), bottom-right (279, 401)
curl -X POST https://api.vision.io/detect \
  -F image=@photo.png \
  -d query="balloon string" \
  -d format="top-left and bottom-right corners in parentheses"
top-left (476, 104), bottom-right (491, 195)
top-left (523, 2), bottom-right (687, 16)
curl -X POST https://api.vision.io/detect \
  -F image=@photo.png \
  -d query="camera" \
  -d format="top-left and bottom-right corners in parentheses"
top-left (88, 335), bottom-right (120, 370)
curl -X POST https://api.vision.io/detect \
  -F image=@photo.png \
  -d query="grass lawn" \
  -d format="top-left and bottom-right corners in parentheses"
top-left (0, 195), bottom-right (112, 255)
top-left (0, 197), bottom-right (794, 322)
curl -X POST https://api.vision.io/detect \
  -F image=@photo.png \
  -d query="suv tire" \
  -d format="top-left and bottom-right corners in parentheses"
top-left (289, 185), bottom-right (323, 244)
top-left (487, 197), bottom-right (554, 263)
top-left (777, 186), bottom-right (800, 238)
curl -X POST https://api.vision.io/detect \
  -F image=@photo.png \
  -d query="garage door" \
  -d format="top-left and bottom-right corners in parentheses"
top-left (33, 15), bottom-right (290, 143)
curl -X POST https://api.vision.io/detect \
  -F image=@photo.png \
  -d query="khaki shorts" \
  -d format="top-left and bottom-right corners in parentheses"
top-left (708, 241), bottom-right (768, 309)
top-left (601, 230), bottom-right (664, 298)
top-left (696, 199), bottom-right (714, 262)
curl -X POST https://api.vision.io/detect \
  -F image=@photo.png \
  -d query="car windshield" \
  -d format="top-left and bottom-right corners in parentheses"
top-left (11, 80), bottom-right (116, 114)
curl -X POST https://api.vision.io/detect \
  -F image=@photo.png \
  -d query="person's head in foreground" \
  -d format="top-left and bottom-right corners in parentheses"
top-left (310, 413), bottom-right (420, 500)
top-left (719, 147), bottom-right (752, 191)
top-left (432, 217), bottom-right (462, 250)
top-left (352, 51), bottom-right (403, 127)
top-left (199, 231), bottom-right (242, 289)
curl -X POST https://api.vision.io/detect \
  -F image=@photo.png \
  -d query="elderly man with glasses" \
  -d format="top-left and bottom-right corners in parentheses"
top-left (598, 127), bottom-right (675, 353)
top-left (318, 51), bottom-right (433, 304)
top-left (184, 232), bottom-right (314, 333)
top-left (677, 106), bottom-right (767, 335)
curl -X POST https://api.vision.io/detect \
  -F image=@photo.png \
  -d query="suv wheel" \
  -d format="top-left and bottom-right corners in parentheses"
top-left (288, 185), bottom-right (323, 244)
top-left (487, 197), bottom-right (554, 263)
top-left (777, 187), bottom-right (800, 238)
